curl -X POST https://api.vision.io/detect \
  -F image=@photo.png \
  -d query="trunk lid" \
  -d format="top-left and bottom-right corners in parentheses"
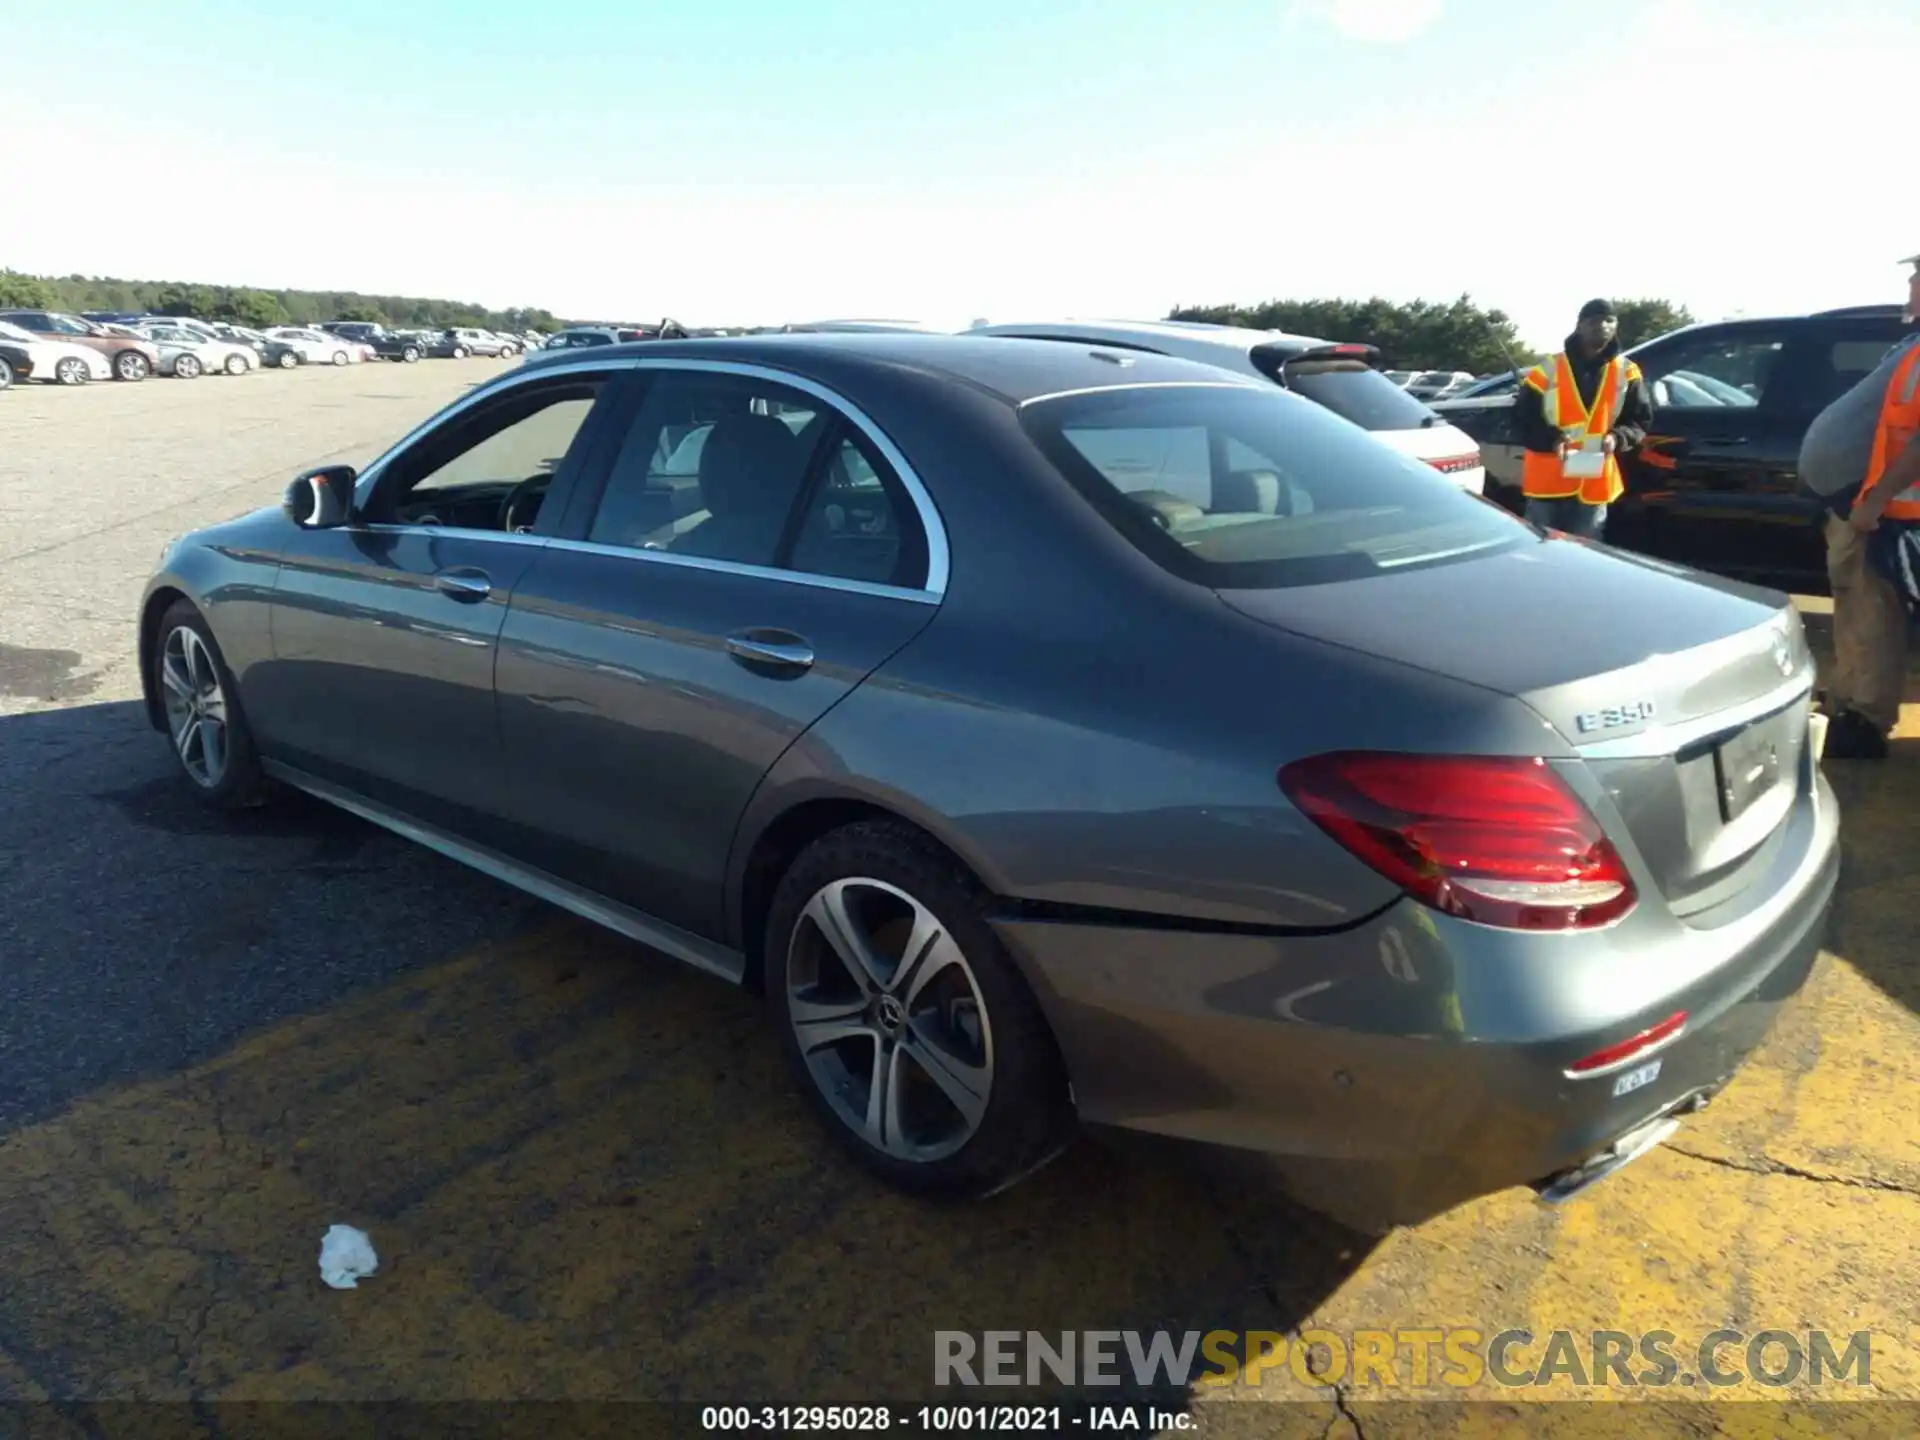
top-left (1218, 537), bottom-right (1815, 915)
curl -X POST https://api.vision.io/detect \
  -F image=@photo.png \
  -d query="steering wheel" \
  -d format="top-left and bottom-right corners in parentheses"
top-left (498, 475), bottom-right (549, 534)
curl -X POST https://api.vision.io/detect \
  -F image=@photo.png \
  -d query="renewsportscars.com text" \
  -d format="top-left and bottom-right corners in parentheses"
top-left (934, 1328), bottom-right (1873, 1390)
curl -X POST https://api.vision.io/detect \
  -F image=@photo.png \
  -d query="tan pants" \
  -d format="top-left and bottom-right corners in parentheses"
top-left (1824, 511), bottom-right (1909, 734)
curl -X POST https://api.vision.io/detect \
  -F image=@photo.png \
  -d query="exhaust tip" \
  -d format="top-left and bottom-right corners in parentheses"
top-left (1533, 1115), bottom-right (1685, 1206)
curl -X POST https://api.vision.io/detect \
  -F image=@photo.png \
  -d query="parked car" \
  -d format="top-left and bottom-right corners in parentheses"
top-left (970, 319), bottom-right (1488, 491)
top-left (1434, 303), bottom-right (1915, 592)
top-left (428, 326), bottom-right (517, 359)
top-left (264, 327), bottom-right (356, 366)
top-left (0, 309), bottom-right (159, 381)
top-left (370, 330), bottom-right (427, 363)
top-left (537, 326), bottom-right (625, 351)
top-left (139, 334), bottom-right (1836, 1235)
top-left (0, 318), bottom-right (112, 384)
top-left (215, 324), bottom-right (302, 369)
top-left (1405, 369), bottom-right (1477, 401)
top-left (133, 321), bottom-right (259, 377)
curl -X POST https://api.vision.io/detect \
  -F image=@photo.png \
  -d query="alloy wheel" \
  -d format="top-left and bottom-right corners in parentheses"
top-left (176, 355), bottom-right (202, 379)
top-left (116, 351), bottom-right (149, 381)
top-left (785, 877), bottom-right (994, 1163)
top-left (159, 626), bottom-right (230, 788)
top-left (225, 354), bottom-right (248, 375)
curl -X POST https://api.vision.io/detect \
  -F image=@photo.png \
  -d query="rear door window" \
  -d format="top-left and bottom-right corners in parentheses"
top-left (1767, 316), bottom-right (1912, 419)
top-left (1022, 383), bottom-right (1528, 589)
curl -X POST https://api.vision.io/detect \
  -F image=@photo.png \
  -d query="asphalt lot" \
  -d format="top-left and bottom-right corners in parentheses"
top-left (1, 362), bottom-right (1918, 1435)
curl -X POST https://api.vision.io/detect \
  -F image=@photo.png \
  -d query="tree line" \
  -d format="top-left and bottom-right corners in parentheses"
top-left (0, 269), bottom-right (561, 335)
top-left (1167, 294), bottom-right (1695, 373)
top-left (2, 267), bottom-right (1697, 364)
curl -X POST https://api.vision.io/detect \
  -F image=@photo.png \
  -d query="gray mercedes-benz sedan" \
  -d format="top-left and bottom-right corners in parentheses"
top-left (139, 334), bottom-right (1838, 1233)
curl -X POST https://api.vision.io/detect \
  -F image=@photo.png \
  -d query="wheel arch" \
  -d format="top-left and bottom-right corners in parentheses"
top-left (726, 781), bottom-right (1018, 994)
top-left (138, 585), bottom-right (191, 731)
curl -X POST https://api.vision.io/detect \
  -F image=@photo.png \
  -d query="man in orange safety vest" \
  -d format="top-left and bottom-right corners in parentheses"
top-left (1796, 253), bottom-right (1920, 760)
top-left (1515, 298), bottom-right (1654, 540)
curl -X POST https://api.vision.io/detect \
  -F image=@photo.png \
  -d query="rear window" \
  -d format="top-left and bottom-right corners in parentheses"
top-left (1251, 346), bottom-right (1439, 431)
top-left (1022, 384), bottom-right (1528, 590)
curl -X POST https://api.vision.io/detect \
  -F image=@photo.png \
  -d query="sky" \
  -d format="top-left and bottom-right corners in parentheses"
top-left (0, 0), bottom-right (1914, 348)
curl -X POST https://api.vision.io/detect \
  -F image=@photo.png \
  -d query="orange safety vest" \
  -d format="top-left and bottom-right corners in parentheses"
top-left (1519, 351), bottom-right (1640, 505)
top-left (1859, 342), bottom-right (1920, 522)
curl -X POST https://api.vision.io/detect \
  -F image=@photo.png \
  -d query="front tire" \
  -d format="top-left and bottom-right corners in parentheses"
top-left (153, 600), bottom-right (269, 810)
top-left (56, 357), bottom-right (90, 385)
top-left (765, 820), bottom-right (1075, 1199)
top-left (451, 345), bottom-right (468, 359)
top-left (115, 350), bottom-right (150, 381)
top-left (174, 354), bottom-right (203, 379)
top-left (277, 350), bottom-right (299, 369)
top-left (0, 356), bottom-right (12, 390)
top-left (403, 346), bottom-right (421, 363)
top-left (330, 349), bottom-right (349, 366)
top-left (224, 353), bottom-right (249, 375)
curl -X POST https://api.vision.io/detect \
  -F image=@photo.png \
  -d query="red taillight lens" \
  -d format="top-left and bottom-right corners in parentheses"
top-left (1425, 453), bottom-right (1482, 474)
top-left (1277, 752), bottom-right (1637, 931)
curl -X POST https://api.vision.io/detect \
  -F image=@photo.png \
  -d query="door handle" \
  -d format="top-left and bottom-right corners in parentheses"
top-left (434, 569), bottom-right (492, 602)
top-left (725, 629), bottom-right (815, 673)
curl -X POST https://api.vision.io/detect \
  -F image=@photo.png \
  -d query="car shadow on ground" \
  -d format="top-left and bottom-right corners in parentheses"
top-left (0, 699), bottom-right (1379, 1421)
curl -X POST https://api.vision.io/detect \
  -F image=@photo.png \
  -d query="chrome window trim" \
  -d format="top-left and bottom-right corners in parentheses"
top-left (1574, 673), bottom-right (1813, 760)
top-left (1017, 379), bottom-right (1265, 408)
top-left (351, 354), bottom-right (950, 597)
top-left (342, 523), bottom-right (936, 605)
top-left (543, 538), bottom-right (939, 605)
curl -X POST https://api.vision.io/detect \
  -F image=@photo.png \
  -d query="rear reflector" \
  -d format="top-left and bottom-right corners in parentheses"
top-left (1568, 1010), bottom-right (1688, 1075)
top-left (1277, 752), bottom-right (1637, 930)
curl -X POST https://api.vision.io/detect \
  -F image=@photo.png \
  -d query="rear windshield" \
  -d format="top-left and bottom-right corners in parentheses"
top-left (1252, 346), bottom-right (1439, 431)
top-left (1021, 383), bottom-right (1529, 590)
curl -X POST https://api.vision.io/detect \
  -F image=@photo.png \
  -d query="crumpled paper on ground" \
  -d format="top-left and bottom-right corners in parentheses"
top-left (319, 1224), bottom-right (379, 1289)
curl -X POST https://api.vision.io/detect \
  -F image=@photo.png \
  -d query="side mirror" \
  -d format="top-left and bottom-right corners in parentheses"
top-left (284, 464), bottom-right (357, 528)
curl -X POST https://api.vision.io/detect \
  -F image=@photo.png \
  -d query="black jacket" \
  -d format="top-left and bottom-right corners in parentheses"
top-left (1517, 333), bottom-right (1655, 456)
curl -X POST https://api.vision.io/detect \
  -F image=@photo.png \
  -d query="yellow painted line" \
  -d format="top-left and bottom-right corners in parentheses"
top-left (0, 741), bottom-right (1915, 1409)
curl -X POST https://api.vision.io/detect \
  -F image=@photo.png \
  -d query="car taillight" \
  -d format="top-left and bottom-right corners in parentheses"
top-left (1277, 752), bottom-right (1636, 931)
top-left (1425, 454), bottom-right (1481, 474)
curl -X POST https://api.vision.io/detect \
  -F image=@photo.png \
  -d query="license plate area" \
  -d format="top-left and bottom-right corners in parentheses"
top-left (1713, 710), bottom-right (1793, 823)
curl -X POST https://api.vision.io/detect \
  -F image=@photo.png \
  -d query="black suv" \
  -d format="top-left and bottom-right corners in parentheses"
top-left (1437, 303), bottom-right (1914, 593)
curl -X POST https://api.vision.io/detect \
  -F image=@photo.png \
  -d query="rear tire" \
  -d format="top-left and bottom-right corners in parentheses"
top-left (452, 345), bottom-right (469, 359)
top-left (174, 354), bottom-right (203, 379)
top-left (114, 350), bottom-right (150, 381)
top-left (277, 350), bottom-right (299, 369)
top-left (0, 356), bottom-right (12, 390)
top-left (330, 350), bottom-right (348, 366)
top-left (403, 346), bottom-right (421, 363)
top-left (765, 820), bottom-right (1076, 1200)
top-left (56, 357), bottom-right (90, 386)
top-left (152, 599), bottom-right (270, 810)
top-left (224, 353), bottom-right (249, 375)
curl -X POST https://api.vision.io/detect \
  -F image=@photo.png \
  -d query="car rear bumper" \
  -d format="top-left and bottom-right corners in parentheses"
top-left (990, 775), bottom-right (1838, 1234)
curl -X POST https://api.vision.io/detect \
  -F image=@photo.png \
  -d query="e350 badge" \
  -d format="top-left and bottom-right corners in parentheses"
top-left (1576, 699), bottom-right (1657, 735)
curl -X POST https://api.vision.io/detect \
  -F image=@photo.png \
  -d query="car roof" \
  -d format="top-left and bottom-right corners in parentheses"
top-left (517, 331), bottom-right (1264, 405)
top-left (969, 318), bottom-right (1333, 355)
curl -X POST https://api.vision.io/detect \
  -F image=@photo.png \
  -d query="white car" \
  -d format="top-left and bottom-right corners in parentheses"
top-left (0, 319), bottom-right (113, 385)
top-left (968, 319), bottom-right (1487, 492)
top-left (265, 327), bottom-right (358, 366)
top-left (132, 322), bottom-right (259, 378)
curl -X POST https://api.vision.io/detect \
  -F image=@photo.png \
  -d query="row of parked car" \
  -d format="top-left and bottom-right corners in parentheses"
top-left (0, 310), bottom-right (551, 389)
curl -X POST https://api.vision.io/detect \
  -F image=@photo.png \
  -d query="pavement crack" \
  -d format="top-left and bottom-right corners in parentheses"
top-left (1668, 1143), bottom-right (1919, 1196)
top-left (1328, 1381), bottom-right (1366, 1440)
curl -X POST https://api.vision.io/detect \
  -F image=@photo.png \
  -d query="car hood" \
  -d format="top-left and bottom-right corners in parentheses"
top-left (1216, 535), bottom-right (1807, 745)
